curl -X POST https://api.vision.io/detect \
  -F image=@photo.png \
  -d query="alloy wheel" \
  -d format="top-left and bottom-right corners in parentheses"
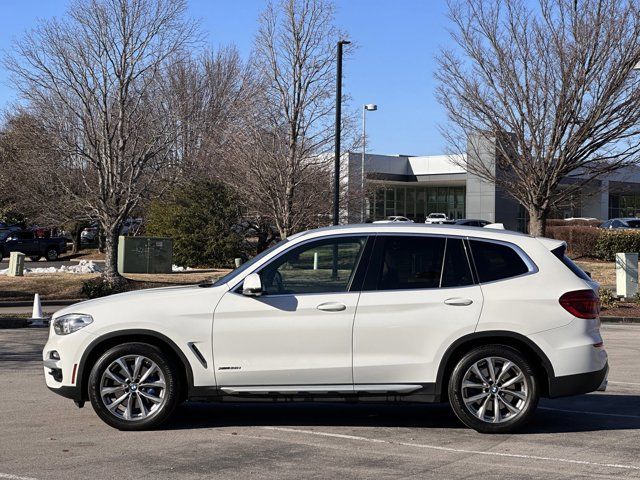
top-left (460, 356), bottom-right (528, 424)
top-left (99, 354), bottom-right (167, 421)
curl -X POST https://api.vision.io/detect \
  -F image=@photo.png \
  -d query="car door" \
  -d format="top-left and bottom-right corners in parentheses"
top-left (5, 232), bottom-right (34, 255)
top-left (353, 234), bottom-right (483, 386)
top-left (212, 235), bottom-right (370, 390)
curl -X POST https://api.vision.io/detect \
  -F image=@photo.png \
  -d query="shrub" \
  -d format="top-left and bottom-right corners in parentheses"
top-left (545, 225), bottom-right (601, 258)
top-left (595, 230), bottom-right (640, 261)
top-left (145, 181), bottom-right (244, 268)
top-left (547, 218), bottom-right (602, 227)
top-left (82, 278), bottom-right (125, 299)
top-left (599, 288), bottom-right (617, 309)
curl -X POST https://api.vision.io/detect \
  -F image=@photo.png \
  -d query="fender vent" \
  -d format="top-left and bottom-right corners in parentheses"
top-left (188, 342), bottom-right (207, 369)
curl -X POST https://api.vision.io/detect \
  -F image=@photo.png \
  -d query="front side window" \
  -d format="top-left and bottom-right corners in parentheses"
top-left (258, 236), bottom-right (367, 295)
top-left (469, 240), bottom-right (530, 283)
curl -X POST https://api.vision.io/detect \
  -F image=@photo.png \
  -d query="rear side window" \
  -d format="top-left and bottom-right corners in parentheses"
top-left (377, 236), bottom-right (446, 290)
top-left (469, 240), bottom-right (530, 283)
top-left (441, 239), bottom-right (474, 287)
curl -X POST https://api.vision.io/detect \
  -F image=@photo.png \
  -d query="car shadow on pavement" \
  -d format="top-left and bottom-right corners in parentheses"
top-left (159, 393), bottom-right (640, 434)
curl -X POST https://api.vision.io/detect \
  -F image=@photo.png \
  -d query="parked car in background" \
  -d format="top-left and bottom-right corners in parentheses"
top-left (121, 218), bottom-right (143, 236)
top-left (0, 229), bottom-right (67, 261)
top-left (599, 218), bottom-right (640, 230)
top-left (81, 224), bottom-right (99, 244)
top-left (424, 213), bottom-right (449, 224)
top-left (44, 223), bottom-right (607, 433)
top-left (373, 216), bottom-right (414, 223)
top-left (453, 219), bottom-right (491, 227)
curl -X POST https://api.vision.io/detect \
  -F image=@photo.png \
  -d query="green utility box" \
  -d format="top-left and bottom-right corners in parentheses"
top-left (117, 236), bottom-right (173, 274)
top-left (8, 251), bottom-right (25, 277)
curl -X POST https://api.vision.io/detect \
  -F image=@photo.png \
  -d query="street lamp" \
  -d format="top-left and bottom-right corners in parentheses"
top-left (333, 39), bottom-right (351, 226)
top-left (361, 103), bottom-right (377, 221)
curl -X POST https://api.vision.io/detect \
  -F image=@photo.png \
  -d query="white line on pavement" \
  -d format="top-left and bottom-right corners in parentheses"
top-left (539, 406), bottom-right (640, 419)
top-left (0, 474), bottom-right (40, 480)
top-left (262, 426), bottom-right (640, 472)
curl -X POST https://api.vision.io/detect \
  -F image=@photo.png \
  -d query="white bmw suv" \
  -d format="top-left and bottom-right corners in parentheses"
top-left (43, 224), bottom-right (608, 433)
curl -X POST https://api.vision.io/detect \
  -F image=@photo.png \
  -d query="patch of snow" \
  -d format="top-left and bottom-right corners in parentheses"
top-left (0, 260), bottom-right (102, 275)
top-left (172, 264), bottom-right (194, 272)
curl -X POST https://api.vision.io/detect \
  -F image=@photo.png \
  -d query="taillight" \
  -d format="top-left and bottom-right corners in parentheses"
top-left (559, 290), bottom-right (600, 319)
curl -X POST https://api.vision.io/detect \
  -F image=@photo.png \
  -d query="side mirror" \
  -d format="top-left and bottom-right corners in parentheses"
top-left (242, 273), bottom-right (263, 296)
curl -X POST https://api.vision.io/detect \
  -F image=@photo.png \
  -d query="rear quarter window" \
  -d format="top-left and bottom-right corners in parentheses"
top-left (469, 240), bottom-right (530, 283)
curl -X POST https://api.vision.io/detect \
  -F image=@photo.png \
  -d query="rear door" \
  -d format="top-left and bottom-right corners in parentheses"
top-left (353, 234), bottom-right (483, 386)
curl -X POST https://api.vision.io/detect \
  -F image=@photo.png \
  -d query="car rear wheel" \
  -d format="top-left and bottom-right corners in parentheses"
top-left (448, 345), bottom-right (539, 434)
top-left (45, 248), bottom-right (59, 261)
top-left (88, 343), bottom-right (181, 430)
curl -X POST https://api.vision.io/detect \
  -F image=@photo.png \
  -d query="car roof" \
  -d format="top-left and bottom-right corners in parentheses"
top-left (291, 223), bottom-right (533, 243)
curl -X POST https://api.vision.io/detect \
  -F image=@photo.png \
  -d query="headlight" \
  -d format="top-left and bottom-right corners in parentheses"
top-left (53, 314), bottom-right (93, 335)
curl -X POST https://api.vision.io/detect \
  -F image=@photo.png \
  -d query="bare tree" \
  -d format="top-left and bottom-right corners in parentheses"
top-left (5, 0), bottom-right (197, 283)
top-left (0, 111), bottom-right (101, 253)
top-left (233, 0), bottom-right (345, 239)
top-left (437, 0), bottom-right (640, 235)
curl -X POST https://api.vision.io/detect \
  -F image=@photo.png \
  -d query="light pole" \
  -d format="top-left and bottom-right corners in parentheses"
top-left (361, 103), bottom-right (377, 221)
top-left (333, 39), bottom-right (350, 226)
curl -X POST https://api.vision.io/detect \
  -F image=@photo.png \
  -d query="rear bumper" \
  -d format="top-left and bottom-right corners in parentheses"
top-left (548, 362), bottom-right (609, 398)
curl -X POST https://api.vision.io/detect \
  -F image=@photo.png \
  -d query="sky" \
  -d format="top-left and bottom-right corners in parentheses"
top-left (0, 0), bottom-right (452, 156)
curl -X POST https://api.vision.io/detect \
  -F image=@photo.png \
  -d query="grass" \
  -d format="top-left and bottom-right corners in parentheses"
top-left (0, 269), bottom-right (230, 301)
top-left (574, 260), bottom-right (615, 287)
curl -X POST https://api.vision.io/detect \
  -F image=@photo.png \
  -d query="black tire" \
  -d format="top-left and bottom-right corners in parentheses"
top-left (30, 256), bottom-right (41, 262)
top-left (448, 345), bottom-right (539, 434)
top-left (88, 342), bottom-right (181, 430)
top-left (0, 250), bottom-right (3, 262)
top-left (45, 248), bottom-right (59, 261)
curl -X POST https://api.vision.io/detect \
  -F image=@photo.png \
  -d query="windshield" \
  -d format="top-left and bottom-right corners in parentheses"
top-left (212, 238), bottom-right (289, 287)
top-left (0, 229), bottom-right (11, 241)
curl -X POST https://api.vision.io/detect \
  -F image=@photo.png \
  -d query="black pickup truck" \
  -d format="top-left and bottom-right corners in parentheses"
top-left (0, 229), bottom-right (68, 262)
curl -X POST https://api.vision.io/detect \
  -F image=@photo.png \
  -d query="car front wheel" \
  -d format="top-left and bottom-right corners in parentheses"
top-left (88, 343), bottom-right (181, 430)
top-left (448, 345), bottom-right (539, 434)
top-left (45, 248), bottom-right (59, 261)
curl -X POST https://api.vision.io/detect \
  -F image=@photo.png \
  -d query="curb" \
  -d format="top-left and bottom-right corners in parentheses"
top-left (0, 318), bottom-right (50, 329)
top-left (600, 316), bottom-right (640, 324)
top-left (0, 299), bottom-right (83, 308)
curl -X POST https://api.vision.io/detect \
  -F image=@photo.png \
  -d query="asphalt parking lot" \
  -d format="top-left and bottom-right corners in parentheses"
top-left (1, 325), bottom-right (639, 480)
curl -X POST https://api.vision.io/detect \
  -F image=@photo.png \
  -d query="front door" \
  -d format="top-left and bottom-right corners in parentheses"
top-left (353, 235), bottom-right (483, 385)
top-left (213, 235), bottom-right (370, 388)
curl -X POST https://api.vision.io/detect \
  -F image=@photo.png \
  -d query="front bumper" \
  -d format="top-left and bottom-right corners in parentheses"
top-left (43, 327), bottom-right (94, 401)
top-left (548, 362), bottom-right (609, 398)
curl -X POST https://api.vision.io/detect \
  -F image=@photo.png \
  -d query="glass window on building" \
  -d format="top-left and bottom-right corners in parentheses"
top-left (609, 193), bottom-right (640, 218)
top-left (385, 188), bottom-right (396, 217)
top-left (367, 184), bottom-right (466, 222)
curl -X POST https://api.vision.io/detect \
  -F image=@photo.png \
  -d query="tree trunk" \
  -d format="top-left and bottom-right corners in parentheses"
top-left (102, 229), bottom-right (123, 285)
top-left (72, 228), bottom-right (83, 255)
top-left (527, 207), bottom-right (548, 237)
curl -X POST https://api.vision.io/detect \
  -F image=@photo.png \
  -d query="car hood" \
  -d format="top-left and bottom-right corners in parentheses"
top-left (53, 283), bottom-right (227, 319)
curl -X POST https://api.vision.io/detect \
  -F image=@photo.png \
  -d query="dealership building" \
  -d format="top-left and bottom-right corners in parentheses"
top-left (344, 134), bottom-right (640, 231)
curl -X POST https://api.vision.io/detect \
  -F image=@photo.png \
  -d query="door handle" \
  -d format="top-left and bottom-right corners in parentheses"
top-left (444, 297), bottom-right (473, 306)
top-left (317, 302), bottom-right (347, 312)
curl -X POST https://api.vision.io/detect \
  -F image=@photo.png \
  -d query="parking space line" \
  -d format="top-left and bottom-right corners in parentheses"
top-left (0, 474), bottom-right (40, 480)
top-left (263, 426), bottom-right (640, 471)
top-left (539, 406), bottom-right (640, 419)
